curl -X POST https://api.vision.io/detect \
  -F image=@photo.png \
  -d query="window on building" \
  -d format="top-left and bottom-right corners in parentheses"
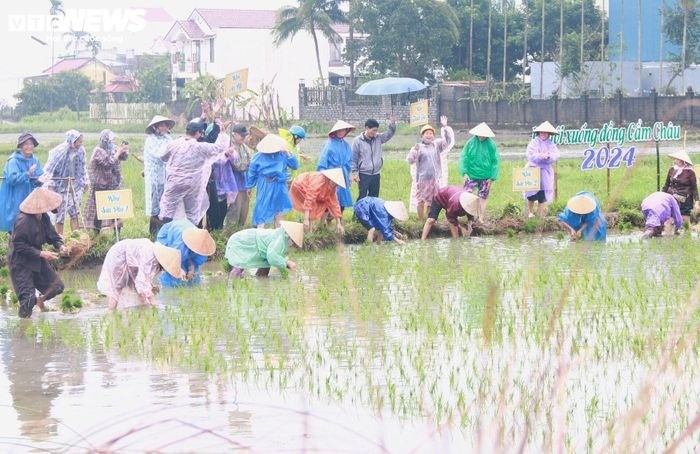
top-left (329, 39), bottom-right (342, 66)
top-left (194, 41), bottom-right (201, 72)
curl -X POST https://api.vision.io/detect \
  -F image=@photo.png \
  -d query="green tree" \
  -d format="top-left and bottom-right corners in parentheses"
top-left (351, 0), bottom-right (459, 81)
top-left (15, 72), bottom-right (92, 115)
top-left (62, 28), bottom-right (90, 58)
top-left (663, 0), bottom-right (699, 91)
top-left (273, 0), bottom-right (347, 89)
top-left (128, 55), bottom-right (172, 103)
top-left (446, 0), bottom-right (525, 82)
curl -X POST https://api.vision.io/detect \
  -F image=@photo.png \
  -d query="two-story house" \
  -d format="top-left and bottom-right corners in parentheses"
top-left (164, 8), bottom-right (350, 118)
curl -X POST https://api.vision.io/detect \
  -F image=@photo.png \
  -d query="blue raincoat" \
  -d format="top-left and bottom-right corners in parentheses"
top-left (558, 191), bottom-right (607, 241)
top-left (0, 151), bottom-right (44, 232)
top-left (246, 151), bottom-right (299, 225)
top-left (156, 219), bottom-right (207, 287)
top-left (317, 136), bottom-right (353, 209)
top-left (353, 197), bottom-right (395, 241)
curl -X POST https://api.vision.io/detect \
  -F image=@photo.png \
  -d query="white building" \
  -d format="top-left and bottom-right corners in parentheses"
top-left (164, 8), bottom-right (350, 118)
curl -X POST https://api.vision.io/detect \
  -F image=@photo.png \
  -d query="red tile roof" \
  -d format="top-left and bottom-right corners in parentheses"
top-left (197, 9), bottom-right (277, 29)
top-left (176, 20), bottom-right (209, 39)
top-left (41, 58), bottom-right (92, 75)
top-left (195, 9), bottom-right (349, 33)
top-left (141, 7), bottom-right (174, 22)
top-left (103, 76), bottom-right (138, 93)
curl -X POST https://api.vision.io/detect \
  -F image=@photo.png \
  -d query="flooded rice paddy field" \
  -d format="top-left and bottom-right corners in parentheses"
top-left (1, 233), bottom-right (699, 452)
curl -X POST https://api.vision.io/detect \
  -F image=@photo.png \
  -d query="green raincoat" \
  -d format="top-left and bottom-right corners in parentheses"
top-left (225, 227), bottom-right (289, 271)
top-left (459, 136), bottom-right (500, 181)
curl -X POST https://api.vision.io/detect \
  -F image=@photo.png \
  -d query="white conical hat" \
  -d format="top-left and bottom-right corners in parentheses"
top-left (152, 242), bottom-right (184, 279)
top-left (383, 200), bottom-right (408, 221)
top-left (533, 120), bottom-right (559, 134)
top-left (328, 120), bottom-right (355, 135)
top-left (182, 227), bottom-right (216, 256)
top-left (468, 122), bottom-right (495, 138)
top-left (459, 192), bottom-right (480, 216)
top-left (280, 220), bottom-right (304, 247)
top-left (566, 194), bottom-right (596, 214)
top-left (146, 115), bottom-right (175, 134)
top-left (320, 168), bottom-right (346, 188)
top-left (19, 188), bottom-right (63, 214)
top-left (668, 150), bottom-right (693, 165)
top-left (256, 133), bottom-right (289, 154)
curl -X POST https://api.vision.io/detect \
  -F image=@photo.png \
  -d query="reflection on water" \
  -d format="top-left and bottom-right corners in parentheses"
top-left (0, 234), bottom-right (698, 451)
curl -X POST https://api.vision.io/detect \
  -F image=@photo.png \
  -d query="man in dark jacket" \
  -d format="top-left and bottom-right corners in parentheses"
top-left (351, 115), bottom-right (396, 200)
top-left (8, 187), bottom-right (68, 318)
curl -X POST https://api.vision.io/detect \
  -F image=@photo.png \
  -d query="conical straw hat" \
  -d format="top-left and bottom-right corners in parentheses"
top-left (384, 200), bottom-right (408, 221)
top-left (19, 187), bottom-right (62, 214)
top-left (182, 227), bottom-right (216, 256)
top-left (256, 133), bottom-right (289, 154)
top-left (468, 122), bottom-right (495, 138)
top-left (152, 242), bottom-right (184, 278)
top-left (328, 120), bottom-right (355, 135)
top-left (320, 168), bottom-right (346, 188)
top-left (146, 115), bottom-right (175, 134)
top-left (668, 150), bottom-right (693, 165)
top-left (459, 192), bottom-right (480, 216)
top-left (566, 194), bottom-right (596, 214)
top-left (533, 120), bottom-right (559, 134)
top-left (420, 124), bottom-right (435, 135)
top-left (280, 220), bottom-right (304, 247)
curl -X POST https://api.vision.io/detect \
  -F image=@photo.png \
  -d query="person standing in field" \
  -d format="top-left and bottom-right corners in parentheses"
top-left (97, 239), bottom-right (184, 309)
top-left (420, 186), bottom-right (479, 240)
top-left (225, 221), bottom-right (304, 278)
top-left (8, 188), bottom-right (68, 318)
top-left (409, 116), bottom-right (454, 212)
top-left (84, 130), bottom-right (129, 233)
top-left (459, 122), bottom-right (500, 223)
top-left (352, 197), bottom-right (407, 244)
top-left (661, 150), bottom-right (699, 224)
top-left (523, 121), bottom-right (560, 218)
top-left (158, 119), bottom-right (230, 226)
top-left (225, 123), bottom-right (254, 227)
top-left (142, 115), bottom-right (175, 237)
top-left (289, 169), bottom-right (346, 234)
top-left (641, 191), bottom-right (683, 238)
top-left (246, 134), bottom-right (299, 228)
top-left (0, 133), bottom-right (44, 233)
top-left (406, 119), bottom-right (453, 220)
top-left (351, 115), bottom-right (396, 200)
top-left (43, 129), bottom-right (86, 235)
top-left (317, 120), bottom-right (355, 212)
top-left (558, 191), bottom-right (607, 241)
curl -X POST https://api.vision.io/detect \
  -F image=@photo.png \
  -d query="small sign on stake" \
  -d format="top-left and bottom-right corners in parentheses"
top-left (409, 99), bottom-right (429, 127)
top-left (96, 189), bottom-right (134, 241)
top-left (223, 68), bottom-right (249, 97)
top-left (512, 167), bottom-right (541, 192)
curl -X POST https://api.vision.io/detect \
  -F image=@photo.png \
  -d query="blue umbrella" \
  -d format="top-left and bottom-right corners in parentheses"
top-left (355, 77), bottom-right (427, 95)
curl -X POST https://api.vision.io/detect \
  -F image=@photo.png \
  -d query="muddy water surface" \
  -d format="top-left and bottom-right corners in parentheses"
top-left (1, 234), bottom-right (698, 452)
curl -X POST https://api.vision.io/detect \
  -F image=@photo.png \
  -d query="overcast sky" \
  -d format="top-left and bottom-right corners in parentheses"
top-left (0, 0), bottom-right (291, 107)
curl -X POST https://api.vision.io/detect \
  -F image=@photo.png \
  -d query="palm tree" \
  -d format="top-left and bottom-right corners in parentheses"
top-left (272, 0), bottom-right (347, 90)
top-left (49, 0), bottom-right (65, 17)
top-left (63, 28), bottom-right (89, 58)
top-left (86, 35), bottom-right (102, 80)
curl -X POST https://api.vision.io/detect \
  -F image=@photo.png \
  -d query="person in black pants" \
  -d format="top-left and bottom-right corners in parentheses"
top-left (351, 115), bottom-right (396, 201)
